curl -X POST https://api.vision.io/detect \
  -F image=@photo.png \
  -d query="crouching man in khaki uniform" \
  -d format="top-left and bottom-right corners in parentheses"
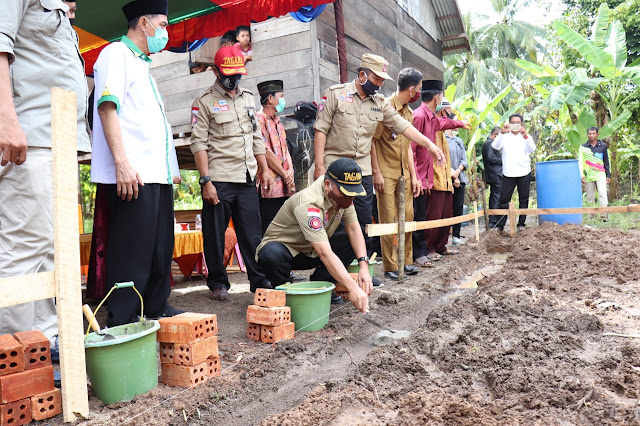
top-left (256, 159), bottom-right (372, 313)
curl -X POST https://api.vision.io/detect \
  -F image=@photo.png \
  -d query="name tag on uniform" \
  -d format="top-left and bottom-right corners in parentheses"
top-left (370, 107), bottom-right (382, 113)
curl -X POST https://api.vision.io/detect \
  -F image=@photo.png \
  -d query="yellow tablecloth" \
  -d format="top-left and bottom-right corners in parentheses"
top-left (79, 231), bottom-right (204, 266)
top-left (173, 231), bottom-right (204, 258)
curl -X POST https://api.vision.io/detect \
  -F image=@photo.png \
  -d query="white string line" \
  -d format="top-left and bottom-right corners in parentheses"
top-left (117, 299), bottom-right (355, 425)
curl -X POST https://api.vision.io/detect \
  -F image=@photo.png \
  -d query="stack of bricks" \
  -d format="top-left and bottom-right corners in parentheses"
top-left (157, 313), bottom-right (220, 388)
top-left (334, 273), bottom-right (359, 299)
top-left (246, 289), bottom-right (295, 344)
top-left (0, 331), bottom-right (61, 425)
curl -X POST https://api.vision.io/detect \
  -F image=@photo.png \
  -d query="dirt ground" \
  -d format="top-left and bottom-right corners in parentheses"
top-left (48, 222), bottom-right (639, 425)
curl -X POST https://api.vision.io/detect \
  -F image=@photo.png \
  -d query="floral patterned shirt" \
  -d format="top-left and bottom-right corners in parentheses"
top-left (257, 109), bottom-right (295, 198)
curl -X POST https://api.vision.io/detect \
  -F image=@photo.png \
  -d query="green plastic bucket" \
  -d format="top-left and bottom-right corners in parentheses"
top-left (85, 320), bottom-right (160, 404)
top-left (276, 281), bottom-right (335, 332)
top-left (346, 260), bottom-right (375, 276)
top-left (83, 281), bottom-right (160, 404)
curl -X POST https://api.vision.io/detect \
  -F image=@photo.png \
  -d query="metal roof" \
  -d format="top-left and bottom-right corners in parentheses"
top-left (430, 0), bottom-right (470, 56)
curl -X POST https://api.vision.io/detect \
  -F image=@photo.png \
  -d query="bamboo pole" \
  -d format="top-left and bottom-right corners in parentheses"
top-left (397, 175), bottom-right (406, 280)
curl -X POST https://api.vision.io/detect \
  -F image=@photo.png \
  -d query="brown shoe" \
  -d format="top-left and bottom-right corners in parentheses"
top-left (210, 288), bottom-right (230, 301)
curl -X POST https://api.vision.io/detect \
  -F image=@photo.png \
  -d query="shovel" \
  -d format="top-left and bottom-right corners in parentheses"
top-left (82, 304), bottom-right (116, 341)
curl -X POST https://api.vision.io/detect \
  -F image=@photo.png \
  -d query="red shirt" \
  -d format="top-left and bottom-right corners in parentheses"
top-left (411, 103), bottom-right (464, 189)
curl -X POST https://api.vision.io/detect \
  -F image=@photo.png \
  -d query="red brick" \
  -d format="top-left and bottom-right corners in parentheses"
top-left (175, 312), bottom-right (218, 336)
top-left (0, 335), bottom-right (25, 377)
top-left (30, 389), bottom-right (61, 421)
top-left (206, 356), bottom-right (220, 378)
top-left (254, 289), bottom-right (286, 308)
top-left (246, 305), bottom-right (291, 326)
top-left (0, 398), bottom-right (31, 426)
top-left (161, 362), bottom-right (207, 388)
top-left (0, 366), bottom-right (54, 404)
top-left (246, 323), bottom-right (261, 341)
top-left (261, 322), bottom-right (295, 344)
top-left (334, 283), bottom-right (349, 292)
top-left (159, 342), bottom-right (175, 364)
top-left (174, 336), bottom-right (218, 366)
top-left (13, 331), bottom-right (50, 371)
top-left (157, 313), bottom-right (217, 344)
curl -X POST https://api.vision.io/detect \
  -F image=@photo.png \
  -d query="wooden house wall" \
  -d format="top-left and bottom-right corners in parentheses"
top-left (314, 0), bottom-right (444, 97)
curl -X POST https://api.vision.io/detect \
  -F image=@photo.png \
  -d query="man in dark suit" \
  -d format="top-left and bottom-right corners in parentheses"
top-left (482, 127), bottom-right (502, 229)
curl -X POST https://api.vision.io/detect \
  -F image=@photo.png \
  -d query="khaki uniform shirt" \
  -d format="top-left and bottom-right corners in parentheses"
top-left (256, 176), bottom-right (358, 259)
top-left (432, 131), bottom-right (453, 192)
top-left (190, 83), bottom-right (265, 182)
top-left (314, 80), bottom-right (411, 176)
top-left (0, 0), bottom-right (91, 152)
top-left (373, 94), bottom-right (413, 179)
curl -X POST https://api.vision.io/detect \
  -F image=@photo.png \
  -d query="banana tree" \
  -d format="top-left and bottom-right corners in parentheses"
top-left (551, 2), bottom-right (640, 199)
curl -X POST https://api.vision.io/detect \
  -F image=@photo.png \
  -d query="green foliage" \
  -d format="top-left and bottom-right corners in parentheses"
top-left (174, 170), bottom-right (203, 210)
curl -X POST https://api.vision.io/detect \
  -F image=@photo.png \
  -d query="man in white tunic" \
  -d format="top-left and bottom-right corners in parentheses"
top-left (91, 0), bottom-right (182, 326)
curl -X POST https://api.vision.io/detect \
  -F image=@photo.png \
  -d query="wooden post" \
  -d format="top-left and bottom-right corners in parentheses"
top-left (480, 183), bottom-right (489, 231)
top-left (397, 175), bottom-right (406, 280)
top-left (508, 202), bottom-right (516, 237)
top-left (51, 87), bottom-right (90, 422)
top-left (473, 201), bottom-right (480, 242)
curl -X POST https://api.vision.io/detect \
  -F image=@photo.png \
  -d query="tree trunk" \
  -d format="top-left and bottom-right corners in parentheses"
top-left (591, 91), bottom-right (608, 128)
top-left (610, 132), bottom-right (620, 200)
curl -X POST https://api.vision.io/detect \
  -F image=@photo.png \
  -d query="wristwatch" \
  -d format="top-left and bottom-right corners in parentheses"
top-left (357, 256), bottom-right (369, 264)
top-left (199, 176), bottom-right (211, 186)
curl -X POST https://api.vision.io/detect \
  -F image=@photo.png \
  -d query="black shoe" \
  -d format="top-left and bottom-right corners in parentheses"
top-left (331, 294), bottom-right (344, 304)
top-left (50, 336), bottom-right (59, 364)
top-left (384, 271), bottom-right (401, 281)
top-left (404, 265), bottom-right (419, 276)
top-left (210, 288), bottom-right (230, 301)
top-left (250, 281), bottom-right (274, 293)
top-left (290, 271), bottom-right (305, 282)
top-left (156, 304), bottom-right (185, 318)
top-left (517, 224), bottom-right (526, 231)
top-left (372, 277), bottom-right (383, 287)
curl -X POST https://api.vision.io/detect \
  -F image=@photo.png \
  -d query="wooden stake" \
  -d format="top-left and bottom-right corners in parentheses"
top-left (51, 87), bottom-right (89, 421)
top-left (480, 183), bottom-right (489, 231)
top-left (397, 176), bottom-right (406, 280)
top-left (473, 202), bottom-right (480, 242)
top-left (508, 202), bottom-right (516, 237)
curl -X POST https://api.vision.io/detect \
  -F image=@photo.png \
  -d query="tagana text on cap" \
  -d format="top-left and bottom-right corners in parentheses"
top-left (214, 46), bottom-right (247, 76)
top-left (326, 158), bottom-right (367, 197)
top-left (359, 53), bottom-right (392, 80)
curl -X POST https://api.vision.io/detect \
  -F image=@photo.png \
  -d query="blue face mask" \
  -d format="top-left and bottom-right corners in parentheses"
top-left (275, 97), bottom-right (286, 113)
top-left (144, 18), bottom-right (169, 54)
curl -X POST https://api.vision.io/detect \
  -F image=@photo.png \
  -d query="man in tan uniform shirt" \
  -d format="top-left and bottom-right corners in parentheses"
top-left (191, 46), bottom-right (273, 301)
top-left (257, 159), bottom-right (372, 313)
top-left (371, 68), bottom-right (424, 280)
top-left (313, 54), bottom-right (445, 272)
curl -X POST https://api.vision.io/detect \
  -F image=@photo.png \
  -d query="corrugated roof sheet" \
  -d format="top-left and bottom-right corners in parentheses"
top-left (431, 0), bottom-right (470, 55)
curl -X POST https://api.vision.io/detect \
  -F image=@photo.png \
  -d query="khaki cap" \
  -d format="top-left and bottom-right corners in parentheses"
top-left (359, 53), bottom-right (392, 80)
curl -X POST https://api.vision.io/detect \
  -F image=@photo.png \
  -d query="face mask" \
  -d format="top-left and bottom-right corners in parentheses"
top-left (359, 72), bottom-right (380, 97)
top-left (219, 73), bottom-right (242, 91)
top-left (409, 87), bottom-right (421, 103)
top-left (143, 18), bottom-right (169, 54)
top-left (69, 18), bottom-right (75, 26)
top-left (275, 98), bottom-right (286, 113)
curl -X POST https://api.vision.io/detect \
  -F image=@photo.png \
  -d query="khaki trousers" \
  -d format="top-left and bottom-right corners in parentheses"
top-left (585, 176), bottom-right (608, 207)
top-left (377, 177), bottom-right (413, 272)
top-left (0, 147), bottom-right (57, 343)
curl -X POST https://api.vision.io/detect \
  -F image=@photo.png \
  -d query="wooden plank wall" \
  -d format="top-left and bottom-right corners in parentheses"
top-left (151, 16), bottom-right (315, 136)
top-left (314, 0), bottom-right (444, 97)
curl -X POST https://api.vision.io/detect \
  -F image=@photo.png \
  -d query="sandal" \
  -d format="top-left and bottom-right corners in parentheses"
top-left (413, 256), bottom-right (434, 268)
top-left (426, 253), bottom-right (443, 261)
top-left (439, 248), bottom-right (460, 255)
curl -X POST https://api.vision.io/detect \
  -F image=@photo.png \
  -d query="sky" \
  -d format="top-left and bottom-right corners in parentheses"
top-left (457, 0), bottom-right (566, 28)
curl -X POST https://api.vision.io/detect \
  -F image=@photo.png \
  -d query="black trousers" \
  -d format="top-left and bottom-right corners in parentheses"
top-left (452, 183), bottom-right (466, 238)
top-left (497, 173), bottom-right (531, 229)
top-left (202, 181), bottom-right (268, 291)
top-left (104, 184), bottom-right (173, 327)
top-left (257, 232), bottom-right (355, 287)
top-left (259, 195), bottom-right (287, 236)
top-left (412, 192), bottom-right (428, 259)
top-left (488, 178), bottom-right (502, 227)
top-left (352, 175), bottom-right (375, 256)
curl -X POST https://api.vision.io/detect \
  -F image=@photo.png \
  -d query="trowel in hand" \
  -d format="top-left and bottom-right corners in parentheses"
top-left (82, 304), bottom-right (116, 341)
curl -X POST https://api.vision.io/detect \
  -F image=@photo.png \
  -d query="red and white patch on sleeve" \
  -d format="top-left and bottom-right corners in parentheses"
top-left (308, 216), bottom-right (323, 230)
top-left (307, 207), bottom-right (321, 217)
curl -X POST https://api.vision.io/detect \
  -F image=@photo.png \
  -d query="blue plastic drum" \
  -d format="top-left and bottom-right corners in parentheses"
top-left (536, 160), bottom-right (582, 225)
